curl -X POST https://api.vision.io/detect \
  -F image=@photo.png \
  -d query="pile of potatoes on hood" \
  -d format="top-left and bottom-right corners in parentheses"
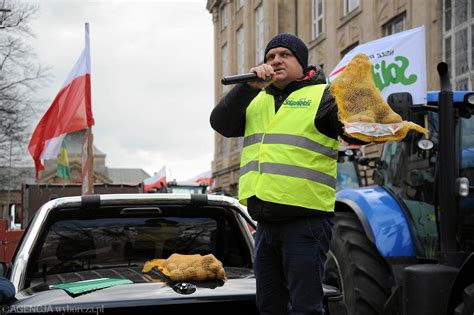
top-left (142, 253), bottom-right (227, 282)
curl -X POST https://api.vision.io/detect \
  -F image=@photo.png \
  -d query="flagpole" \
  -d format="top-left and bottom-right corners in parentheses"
top-left (81, 22), bottom-right (94, 195)
top-left (82, 127), bottom-right (94, 195)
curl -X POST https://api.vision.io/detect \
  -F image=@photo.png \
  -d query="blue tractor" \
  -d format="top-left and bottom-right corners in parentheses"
top-left (324, 63), bottom-right (474, 315)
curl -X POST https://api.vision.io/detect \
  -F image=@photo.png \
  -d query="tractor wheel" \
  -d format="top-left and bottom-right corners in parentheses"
top-left (324, 212), bottom-right (393, 315)
top-left (454, 283), bottom-right (474, 315)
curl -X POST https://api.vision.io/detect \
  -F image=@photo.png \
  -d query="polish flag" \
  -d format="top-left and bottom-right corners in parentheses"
top-left (144, 166), bottom-right (168, 192)
top-left (28, 23), bottom-right (95, 179)
top-left (194, 170), bottom-right (213, 187)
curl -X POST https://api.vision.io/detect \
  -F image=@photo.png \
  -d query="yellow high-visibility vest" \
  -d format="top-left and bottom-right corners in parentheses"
top-left (238, 84), bottom-right (339, 212)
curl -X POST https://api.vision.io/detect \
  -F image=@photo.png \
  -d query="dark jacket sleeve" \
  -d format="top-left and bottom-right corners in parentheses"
top-left (315, 86), bottom-right (368, 145)
top-left (0, 277), bottom-right (15, 304)
top-left (210, 84), bottom-right (260, 138)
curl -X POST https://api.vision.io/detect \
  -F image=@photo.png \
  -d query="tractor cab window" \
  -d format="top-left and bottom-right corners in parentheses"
top-left (379, 112), bottom-right (438, 258)
top-left (460, 116), bottom-right (474, 248)
top-left (461, 117), bottom-right (474, 185)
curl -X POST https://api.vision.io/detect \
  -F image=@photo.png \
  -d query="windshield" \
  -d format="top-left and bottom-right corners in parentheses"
top-left (26, 206), bottom-right (252, 285)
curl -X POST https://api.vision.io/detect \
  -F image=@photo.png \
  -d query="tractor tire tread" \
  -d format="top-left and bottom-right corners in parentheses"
top-left (325, 212), bottom-right (392, 315)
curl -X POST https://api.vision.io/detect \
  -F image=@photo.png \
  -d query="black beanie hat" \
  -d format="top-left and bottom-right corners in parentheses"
top-left (264, 33), bottom-right (308, 71)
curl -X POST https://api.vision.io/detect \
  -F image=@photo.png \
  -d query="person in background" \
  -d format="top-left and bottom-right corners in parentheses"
top-left (0, 277), bottom-right (15, 304)
top-left (210, 33), bottom-right (365, 314)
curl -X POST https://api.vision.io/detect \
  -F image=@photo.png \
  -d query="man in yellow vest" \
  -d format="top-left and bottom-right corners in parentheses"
top-left (210, 33), bottom-right (364, 315)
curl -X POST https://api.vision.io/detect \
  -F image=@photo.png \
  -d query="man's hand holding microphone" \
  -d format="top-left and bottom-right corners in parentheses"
top-left (221, 64), bottom-right (275, 89)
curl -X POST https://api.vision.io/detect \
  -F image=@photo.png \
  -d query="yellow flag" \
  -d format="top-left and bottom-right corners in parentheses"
top-left (57, 139), bottom-right (71, 179)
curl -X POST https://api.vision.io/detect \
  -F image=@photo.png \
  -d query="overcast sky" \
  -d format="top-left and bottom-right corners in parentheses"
top-left (29, 0), bottom-right (215, 181)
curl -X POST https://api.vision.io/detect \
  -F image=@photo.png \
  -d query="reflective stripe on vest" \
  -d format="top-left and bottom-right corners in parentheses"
top-left (243, 133), bottom-right (338, 160)
top-left (240, 161), bottom-right (337, 189)
top-left (243, 134), bottom-right (264, 147)
top-left (238, 84), bottom-right (339, 211)
top-left (240, 160), bottom-right (259, 175)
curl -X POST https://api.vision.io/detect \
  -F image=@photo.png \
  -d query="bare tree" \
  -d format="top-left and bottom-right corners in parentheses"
top-left (0, 0), bottom-right (50, 181)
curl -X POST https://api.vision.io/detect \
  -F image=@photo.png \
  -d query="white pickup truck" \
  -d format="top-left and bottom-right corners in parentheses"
top-left (3, 194), bottom-right (259, 314)
top-left (1, 193), bottom-right (342, 314)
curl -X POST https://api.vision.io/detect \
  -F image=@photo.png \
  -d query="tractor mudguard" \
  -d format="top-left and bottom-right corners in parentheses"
top-left (336, 186), bottom-right (416, 257)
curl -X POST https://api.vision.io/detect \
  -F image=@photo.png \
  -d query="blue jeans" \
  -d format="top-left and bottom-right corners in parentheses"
top-left (254, 217), bottom-right (333, 315)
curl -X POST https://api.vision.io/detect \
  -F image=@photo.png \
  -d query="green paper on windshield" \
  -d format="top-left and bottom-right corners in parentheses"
top-left (50, 278), bottom-right (133, 296)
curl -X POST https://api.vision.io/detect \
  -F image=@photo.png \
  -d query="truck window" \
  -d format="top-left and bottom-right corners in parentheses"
top-left (25, 206), bottom-right (252, 285)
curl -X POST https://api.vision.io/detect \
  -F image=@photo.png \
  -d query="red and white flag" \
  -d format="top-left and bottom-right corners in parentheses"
top-left (194, 170), bottom-right (213, 187)
top-left (28, 23), bottom-right (94, 178)
top-left (144, 166), bottom-right (168, 192)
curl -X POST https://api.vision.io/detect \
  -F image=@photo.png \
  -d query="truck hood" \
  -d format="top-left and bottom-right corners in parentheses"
top-left (10, 266), bottom-right (255, 311)
top-left (11, 277), bottom-right (256, 310)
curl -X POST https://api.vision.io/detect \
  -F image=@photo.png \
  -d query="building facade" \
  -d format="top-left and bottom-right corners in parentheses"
top-left (207, 0), bottom-right (473, 195)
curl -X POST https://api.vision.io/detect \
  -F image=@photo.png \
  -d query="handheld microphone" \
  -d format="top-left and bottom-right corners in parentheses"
top-left (221, 73), bottom-right (272, 85)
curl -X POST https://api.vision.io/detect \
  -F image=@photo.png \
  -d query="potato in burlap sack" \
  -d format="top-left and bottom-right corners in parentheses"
top-left (330, 53), bottom-right (427, 142)
top-left (142, 253), bottom-right (227, 282)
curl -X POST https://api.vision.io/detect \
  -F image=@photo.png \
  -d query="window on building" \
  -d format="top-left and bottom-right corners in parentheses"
top-left (229, 184), bottom-right (238, 198)
top-left (312, 0), bottom-right (324, 40)
top-left (445, 36), bottom-right (452, 78)
top-left (255, 3), bottom-right (264, 64)
top-left (456, 78), bottom-right (469, 90)
top-left (455, 28), bottom-right (468, 76)
top-left (443, 0), bottom-right (473, 90)
top-left (454, 0), bottom-right (467, 27)
top-left (237, 26), bottom-right (245, 74)
top-left (221, 4), bottom-right (228, 30)
top-left (236, 0), bottom-right (243, 11)
top-left (221, 136), bottom-right (229, 157)
top-left (343, 0), bottom-right (359, 16)
top-left (237, 137), bottom-right (244, 151)
top-left (221, 43), bottom-right (229, 93)
top-left (341, 42), bottom-right (358, 58)
top-left (383, 13), bottom-right (406, 36)
top-left (445, 0), bottom-right (452, 31)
